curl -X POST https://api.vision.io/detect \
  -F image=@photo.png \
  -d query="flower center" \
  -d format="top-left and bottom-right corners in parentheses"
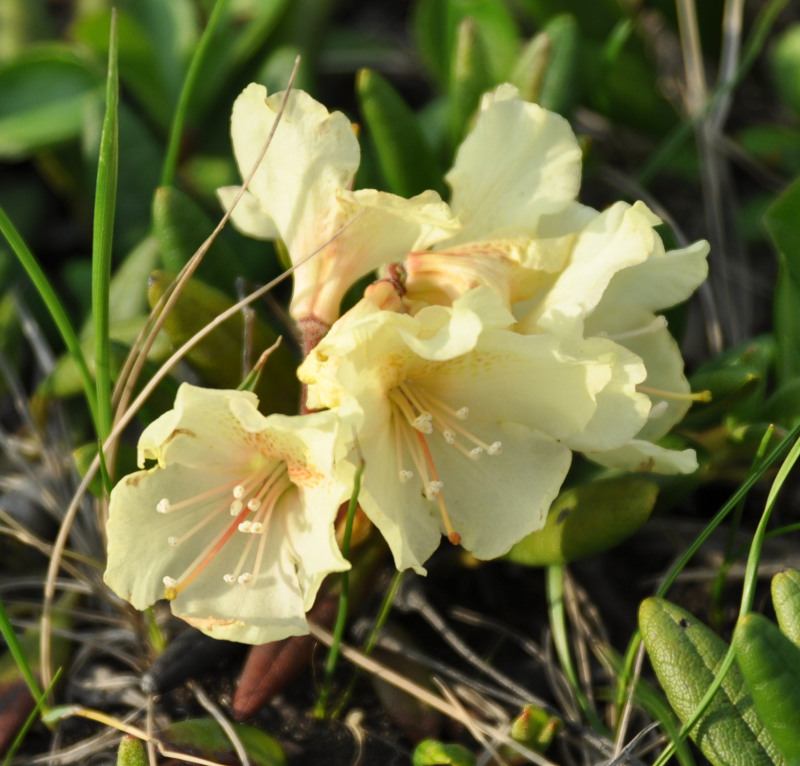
top-left (156, 463), bottom-right (292, 600)
top-left (388, 381), bottom-right (502, 546)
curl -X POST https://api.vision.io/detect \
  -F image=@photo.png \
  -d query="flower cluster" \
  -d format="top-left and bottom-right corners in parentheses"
top-left (104, 83), bottom-right (708, 643)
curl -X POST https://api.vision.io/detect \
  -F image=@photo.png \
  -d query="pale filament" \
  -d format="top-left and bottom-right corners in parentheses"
top-left (162, 462), bottom-right (293, 598)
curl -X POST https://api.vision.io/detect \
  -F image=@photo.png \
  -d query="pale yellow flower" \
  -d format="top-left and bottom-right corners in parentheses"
top-left (104, 384), bottom-right (349, 644)
top-left (299, 287), bottom-right (649, 572)
top-left (217, 84), bottom-right (458, 328)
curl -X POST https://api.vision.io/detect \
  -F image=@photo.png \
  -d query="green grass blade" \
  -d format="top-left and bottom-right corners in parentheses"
top-left (92, 10), bottom-right (119, 444)
top-left (0, 668), bottom-right (62, 766)
top-left (545, 564), bottom-right (607, 734)
top-left (0, 599), bottom-right (44, 706)
top-left (313, 454), bottom-right (365, 718)
top-left (160, 0), bottom-right (232, 187)
top-left (0, 206), bottom-right (99, 432)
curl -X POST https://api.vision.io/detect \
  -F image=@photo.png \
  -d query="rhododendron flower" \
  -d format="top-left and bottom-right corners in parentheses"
top-left (217, 84), bottom-right (458, 330)
top-left (298, 287), bottom-right (650, 572)
top-left (403, 84), bottom-right (584, 306)
top-left (104, 384), bottom-right (349, 644)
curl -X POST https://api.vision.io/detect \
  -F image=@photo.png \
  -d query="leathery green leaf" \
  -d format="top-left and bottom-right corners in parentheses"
top-left (448, 17), bottom-right (494, 149)
top-left (0, 45), bottom-right (101, 158)
top-left (152, 185), bottom-right (247, 291)
top-left (639, 598), bottom-right (784, 766)
top-left (505, 478), bottom-right (657, 566)
top-left (772, 569), bottom-right (800, 648)
top-left (356, 68), bottom-right (443, 197)
top-left (159, 719), bottom-right (286, 766)
top-left (733, 613), bottom-right (800, 764)
top-left (147, 271), bottom-right (298, 413)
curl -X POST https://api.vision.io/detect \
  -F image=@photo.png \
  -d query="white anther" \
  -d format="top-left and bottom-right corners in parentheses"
top-left (443, 429), bottom-right (456, 445)
top-left (229, 500), bottom-right (243, 515)
top-left (247, 498), bottom-right (261, 511)
top-left (162, 576), bottom-right (177, 588)
top-left (223, 573), bottom-right (236, 584)
top-left (412, 413), bottom-right (433, 433)
top-left (156, 498), bottom-right (170, 514)
top-left (233, 484), bottom-right (246, 499)
top-left (399, 469), bottom-right (414, 483)
top-left (237, 573), bottom-right (253, 585)
top-left (425, 480), bottom-right (444, 499)
top-left (649, 401), bottom-right (669, 419)
top-left (238, 521), bottom-right (252, 533)
top-left (456, 406), bottom-right (469, 419)
top-left (469, 447), bottom-right (484, 460)
top-left (250, 522), bottom-right (265, 534)
top-left (167, 536), bottom-right (179, 547)
top-left (487, 441), bottom-right (502, 455)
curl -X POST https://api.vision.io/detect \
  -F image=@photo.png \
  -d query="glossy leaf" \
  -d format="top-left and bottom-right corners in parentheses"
top-left (536, 14), bottom-right (580, 115)
top-left (147, 271), bottom-right (299, 413)
top-left (152, 185), bottom-right (248, 290)
top-left (769, 23), bottom-right (800, 120)
top-left (412, 739), bottom-right (476, 766)
top-left (72, 10), bottom-right (171, 129)
top-left (414, 0), bottom-right (519, 88)
top-left (772, 569), bottom-right (800, 648)
top-left (0, 46), bottom-right (101, 158)
top-left (505, 478), bottom-right (657, 566)
top-left (159, 718), bottom-right (286, 766)
top-left (733, 613), bottom-right (800, 764)
top-left (639, 598), bottom-right (783, 766)
top-left (356, 68), bottom-right (443, 197)
top-left (765, 174), bottom-right (800, 288)
top-left (448, 17), bottom-right (494, 148)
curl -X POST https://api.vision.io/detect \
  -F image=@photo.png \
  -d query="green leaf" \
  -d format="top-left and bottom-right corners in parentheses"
top-left (765, 174), bottom-right (800, 288)
top-left (0, 0), bottom-right (53, 61)
top-left (91, 10), bottom-right (119, 442)
top-left (152, 185), bottom-right (247, 290)
top-left (413, 0), bottom-right (519, 88)
top-left (126, 0), bottom-right (198, 113)
top-left (639, 598), bottom-right (784, 766)
top-left (159, 718), bottom-right (286, 766)
top-left (72, 10), bottom-right (171, 129)
top-left (505, 477), bottom-right (657, 566)
top-left (0, 45), bottom-right (102, 158)
top-left (733, 613), bottom-right (800, 764)
top-left (356, 68), bottom-right (443, 197)
top-left (147, 271), bottom-right (298, 413)
top-left (773, 261), bottom-right (800, 386)
top-left (115, 735), bottom-right (146, 766)
top-left (769, 23), bottom-right (800, 120)
top-left (683, 365), bottom-right (762, 428)
top-left (106, 237), bottom-right (161, 326)
top-left (537, 14), bottom-right (579, 115)
top-left (37, 326), bottom-right (171, 399)
top-left (772, 570), bottom-right (800, 648)
top-left (412, 739), bottom-right (475, 766)
top-left (767, 178), bottom-right (800, 384)
top-left (448, 17), bottom-right (494, 148)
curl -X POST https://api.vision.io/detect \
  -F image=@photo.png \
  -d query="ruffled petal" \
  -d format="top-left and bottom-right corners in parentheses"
top-left (229, 84), bottom-right (358, 262)
top-left (585, 439), bottom-right (698, 475)
top-left (140, 384), bottom-right (262, 470)
top-left (430, 421), bottom-right (571, 559)
top-left (517, 201), bottom-right (657, 335)
top-left (585, 305), bottom-right (691, 442)
top-left (216, 186), bottom-right (280, 240)
top-left (445, 85), bottom-right (582, 244)
top-left (598, 235), bottom-right (710, 314)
